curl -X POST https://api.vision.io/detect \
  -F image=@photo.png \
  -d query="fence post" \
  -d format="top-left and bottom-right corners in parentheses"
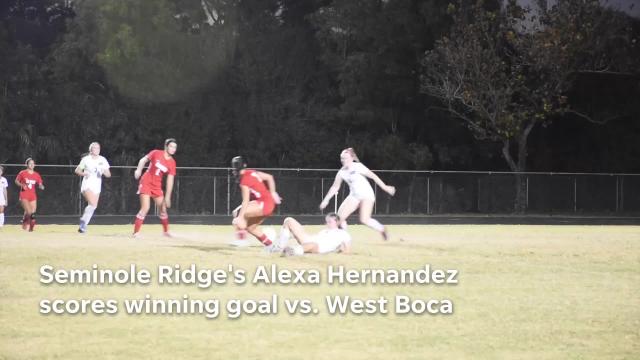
top-left (213, 176), bottom-right (217, 215)
top-left (615, 175), bottom-right (619, 213)
top-left (573, 176), bottom-right (577, 213)
top-left (227, 169), bottom-right (230, 215)
top-left (320, 178), bottom-right (324, 215)
top-left (426, 176), bottom-right (430, 215)
top-left (526, 175), bottom-right (529, 211)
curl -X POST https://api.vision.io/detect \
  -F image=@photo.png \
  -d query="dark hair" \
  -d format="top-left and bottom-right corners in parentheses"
top-left (326, 212), bottom-right (341, 224)
top-left (164, 138), bottom-right (177, 147)
top-left (25, 157), bottom-right (34, 166)
top-left (0, 165), bottom-right (4, 172)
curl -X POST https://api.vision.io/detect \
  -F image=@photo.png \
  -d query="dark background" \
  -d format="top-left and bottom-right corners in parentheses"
top-left (1, 0), bottom-right (639, 173)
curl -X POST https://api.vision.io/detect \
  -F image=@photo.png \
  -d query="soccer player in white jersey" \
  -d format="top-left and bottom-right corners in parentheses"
top-left (278, 213), bottom-right (351, 255)
top-left (319, 147), bottom-right (395, 240)
top-left (74, 142), bottom-right (111, 233)
top-left (0, 166), bottom-right (7, 228)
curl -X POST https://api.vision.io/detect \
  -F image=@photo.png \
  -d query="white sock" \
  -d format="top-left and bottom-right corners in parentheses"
top-left (365, 218), bottom-right (384, 232)
top-left (81, 205), bottom-right (96, 225)
top-left (277, 227), bottom-right (291, 248)
top-left (0, 213), bottom-right (4, 227)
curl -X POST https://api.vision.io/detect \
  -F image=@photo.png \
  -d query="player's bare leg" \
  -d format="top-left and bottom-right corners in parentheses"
top-left (245, 214), bottom-right (272, 246)
top-left (79, 190), bottom-right (99, 233)
top-left (133, 194), bottom-right (151, 237)
top-left (19, 199), bottom-right (31, 230)
top-left (155, 196), bottom-right (171, 237)
top-left (337, 196), bottom-right (360, 230)
top-left (358, 199), bottom-right (387, 240)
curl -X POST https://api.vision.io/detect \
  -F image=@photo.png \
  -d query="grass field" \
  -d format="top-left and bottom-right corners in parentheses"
top-left (0, 224), bottom-right (638, 359)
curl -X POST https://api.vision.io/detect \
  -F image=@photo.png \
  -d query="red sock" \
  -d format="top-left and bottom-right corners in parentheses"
top-left (236, 230), bottom-right (247, 240)
top-left (160, 216), bottom-right (169, 233)
top-left (258, 233), bottom-right (272, 246)
top-left (29, 218), bottom-right (36, 231)
top-left (134, 214), bottom-right (145, 233)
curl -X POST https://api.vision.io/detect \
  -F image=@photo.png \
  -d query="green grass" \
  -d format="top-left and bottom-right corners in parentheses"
top-left (0, 224), bottom-right (638, 359)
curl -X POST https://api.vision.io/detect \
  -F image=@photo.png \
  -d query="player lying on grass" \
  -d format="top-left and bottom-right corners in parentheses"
top-left (277, 213), bottom-right (351, 256)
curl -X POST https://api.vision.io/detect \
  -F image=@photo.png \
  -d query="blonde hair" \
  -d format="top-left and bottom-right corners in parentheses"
top-left (88, 142), bottom-right (100, 153)
top-left (341, 147), bottom-right (360, 162)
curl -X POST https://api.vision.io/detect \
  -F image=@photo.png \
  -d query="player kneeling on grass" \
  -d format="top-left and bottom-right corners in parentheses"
top-left (277, 213), bottom-right (351, 256)
top-left (230, 156), bottom-right (282, 250)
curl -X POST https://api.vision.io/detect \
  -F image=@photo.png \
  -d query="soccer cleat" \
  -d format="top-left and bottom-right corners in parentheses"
top-left (381, 227), bottom-right (389, 241)
top-left (264, 244), bottom-right (283, 254)
top-left (132, 232), bottom-right (141, 239)
top-left (78, 220), bottom-right (87, 234)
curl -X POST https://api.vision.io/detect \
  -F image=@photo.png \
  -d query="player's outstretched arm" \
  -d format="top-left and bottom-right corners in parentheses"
top-left (364, 170), bottom-right (395, 196)
top-left (320, 173), bottom-right (343, 209)
top-left (74, 160), bottom-right (87, 177)
top-left (233, 185), bottom-right (251, 229)
top-left (256, 171), bottom-right (281, 204)
top-left (164, 175), bottom-right (174, 208)
top-left (102, 165), bottom-right (111, 178)
top-left (133, 156), bottom-right (150, 180)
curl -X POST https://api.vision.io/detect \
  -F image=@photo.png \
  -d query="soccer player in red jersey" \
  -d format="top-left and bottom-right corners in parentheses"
top-left (132, 139), bottom-right (177, 237)
top-left (230, 156), bottom-right (282, 249)
top-left (15, 158), bottom-right (45, 231)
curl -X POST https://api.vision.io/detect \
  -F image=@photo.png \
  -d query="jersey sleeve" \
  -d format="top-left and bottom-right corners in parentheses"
top-left (78, 157), bottom-right (87, 171)
top-left (36, 173), bottom-right (43, 185)
top-left (15, 171), bottom-right (24, 185)
top-left (239, 171), bottom-right (251, 187)
top-left (168, 160), bottom-right (176, 176)
top-left (146, 150), bottom-right (158, 161)
top-left (0, 178), bottom-right (7, 188)
top-left (102, 156), bottom-right (111, 169)
top-left (355, 162), bottom-right (370, 174)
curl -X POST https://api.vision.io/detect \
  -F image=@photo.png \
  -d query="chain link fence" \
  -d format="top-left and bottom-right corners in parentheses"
top-left (1, 165), bottom-right (639, 217)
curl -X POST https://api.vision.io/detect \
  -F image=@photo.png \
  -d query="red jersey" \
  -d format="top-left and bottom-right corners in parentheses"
top-left (16, 170), bottom-right (43, 200)
top-left (240, 169), bottom-right (273, 202)
top-left (140, 150), bottom-right (176, 189)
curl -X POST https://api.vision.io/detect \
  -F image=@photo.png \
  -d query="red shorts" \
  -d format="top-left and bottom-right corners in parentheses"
top-left (19, 192), bottom-right (37, 202)
top-left (137, 181), bottom-right (164, 198)
top-left (257, 198), bottom-right (275, 217)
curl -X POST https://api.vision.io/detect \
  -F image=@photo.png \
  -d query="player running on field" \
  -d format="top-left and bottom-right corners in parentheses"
top-left (319, 147), bottom-right (395, 240)
top-left (15, 158), bottom-right (45, 232)
top-left (132, 138), bottom-right (177, 238)
top-left (75, 142), bottom-right (111, 233)
top-left (230, 156), bottom-right (282, 249)
top-left (277, 213), bottom-right (351, 256)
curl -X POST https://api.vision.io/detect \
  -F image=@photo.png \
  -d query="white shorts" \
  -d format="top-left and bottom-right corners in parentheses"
top-left (304, 234), bottom-right (342, 254)
top-left (81, 178), bottom-right (102, 194)
top-left (346, 191), bottom-right (375, 202)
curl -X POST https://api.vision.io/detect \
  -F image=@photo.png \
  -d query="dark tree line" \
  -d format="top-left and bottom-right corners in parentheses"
top-left (1, 0), bottom-right (639, 172)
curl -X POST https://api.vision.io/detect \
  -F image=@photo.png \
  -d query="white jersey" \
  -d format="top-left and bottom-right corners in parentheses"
top-left (338, 162), bottom-right (375, 200)
top-left (78, 155), bottom-right (110, 193)
top-left (0, 176), bottom-right (7, 206)
top-left (305, 228), bottom-right (352, 254)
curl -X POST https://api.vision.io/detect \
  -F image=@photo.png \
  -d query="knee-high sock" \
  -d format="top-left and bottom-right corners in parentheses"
top-left (0, 213), bottom-right (4, 226)
top-left (134, 213), bottom-right (145, 233)
top-left (159, 213), bottom-right (169, 232)
top-left (364, 218), bottom-right (384, 232)
top-left (29, 213), bottom-right (36, 231)
top-left (81, 205), bottom-right (96, 225)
